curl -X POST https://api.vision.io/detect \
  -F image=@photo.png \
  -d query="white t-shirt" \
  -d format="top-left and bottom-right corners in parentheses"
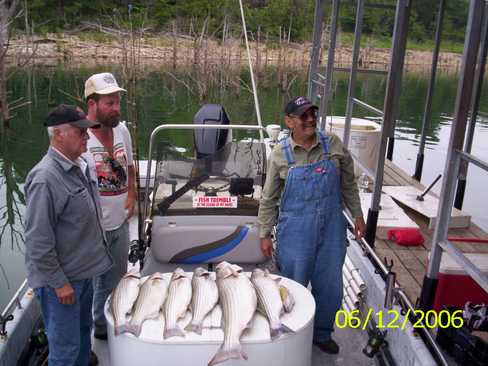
top-left (84, 123), bottom-right (133, 231)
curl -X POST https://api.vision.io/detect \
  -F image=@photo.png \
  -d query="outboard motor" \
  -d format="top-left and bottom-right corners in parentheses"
top-left (193, 104), bottom-right (229, 158)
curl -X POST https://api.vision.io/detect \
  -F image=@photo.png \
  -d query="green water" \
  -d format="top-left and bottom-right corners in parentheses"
top-left (1, 65), bottom-right (487, 310)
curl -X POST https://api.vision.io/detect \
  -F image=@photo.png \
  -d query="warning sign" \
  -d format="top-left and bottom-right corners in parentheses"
top-left (193, 196), bottom-right (238, 208)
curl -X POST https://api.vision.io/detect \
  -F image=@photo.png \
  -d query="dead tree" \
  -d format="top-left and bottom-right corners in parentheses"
top-left (0, 0), bottom-right (20, 129)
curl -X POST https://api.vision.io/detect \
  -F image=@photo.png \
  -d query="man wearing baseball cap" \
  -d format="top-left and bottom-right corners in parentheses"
top-left (82, 72), bottom-right (136, 340)
top-left (24, 104), bottom-right (112, 365)
top-left (258, 96), bottom-right (365, 354)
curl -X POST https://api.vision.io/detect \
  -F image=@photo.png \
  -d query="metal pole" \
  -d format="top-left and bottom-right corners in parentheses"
top-left (385, 1), bottom-right (411, 162)
top-left (308, 0), bottom-right (326, 102)
top-left (419, 0), bottom-right (484, 311)
top-left (414, 0), bottom-right (446, 181)
top-left (344, 0), bottom-right (365, 147)
top-left (319, 0), bottom-right (340, 130)
top-left (454, 1), bottom-right (488, 209)
top-left (365, 0), bottom-right (411, 246)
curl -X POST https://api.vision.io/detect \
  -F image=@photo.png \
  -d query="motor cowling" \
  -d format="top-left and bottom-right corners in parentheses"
top-left (193, 104), bottom-right (229, 158)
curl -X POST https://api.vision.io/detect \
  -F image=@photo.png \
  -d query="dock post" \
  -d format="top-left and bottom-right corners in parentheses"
top-left (454, 2), bottom-right (488, 210)
top-left (319, 0), bottom-right (341, 130)
top-left (414, 0), bottom-right (446, 181)
top-left (420, 0), bottom-right (484, 311)
top-left (344, 0), bottom-right (365, 147)
top-left (308, 0), bottom-right (326, 103)
top-left (366, 0), bottom-right (411, 246)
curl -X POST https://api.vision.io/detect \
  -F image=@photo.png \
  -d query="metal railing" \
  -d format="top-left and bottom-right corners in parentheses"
top-left (420, 0), bottom-right (488, 311)
top-left (343, 213), bottom-right (448, 366)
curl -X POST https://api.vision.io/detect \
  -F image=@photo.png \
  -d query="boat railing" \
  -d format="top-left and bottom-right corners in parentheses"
top-left (0, 279), bottom-right (29, 336)
top-left (142, 123), bottom-right (266, 240)
top-left (342, 212), bottom-right (449, 366)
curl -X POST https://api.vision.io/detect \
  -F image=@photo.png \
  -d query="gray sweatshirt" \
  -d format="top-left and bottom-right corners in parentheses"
top-left (24, 147), bottom-right (112, 289)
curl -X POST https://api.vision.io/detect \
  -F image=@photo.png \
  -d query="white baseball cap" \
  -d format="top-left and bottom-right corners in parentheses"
top-left (84, 72), bottom-right (126, 98)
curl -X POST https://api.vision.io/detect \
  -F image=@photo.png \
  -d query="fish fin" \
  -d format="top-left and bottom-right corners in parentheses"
top-left (125, 323), bottom-right (143, 337)
top-left (279, 285), bottom-right (296, 313)
top-left (274, 277), bottom-right (282, 284)
top-left (245, 318), bottom-right (254, 329)
top-left (185, 322), bottom-right (203, 335)
top-left (114, 324), bottom-right (130, 336)
top-left (270, 323), bottom-right (295, 341)
top-left (208, 345), bottom-right (245, 366)
top-left (164, 325), bottom-right (185, 339)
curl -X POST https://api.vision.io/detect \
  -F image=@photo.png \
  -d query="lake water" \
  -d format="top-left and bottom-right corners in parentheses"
top-left (1, 65), bottom-right (487, 310)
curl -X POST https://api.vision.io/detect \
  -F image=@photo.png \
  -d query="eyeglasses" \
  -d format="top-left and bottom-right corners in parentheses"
top-left (289, 109), bottom-right (318, 121)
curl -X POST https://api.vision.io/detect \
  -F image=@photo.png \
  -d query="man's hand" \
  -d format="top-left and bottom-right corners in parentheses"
top-left (354, 216), bottom-right (366, 240)
top-left (55, 283), bottom-right (75, 305)
top-left (125, 193), bottom-right (135, 218)
top-left (260, 237), bottom-right (273, 258)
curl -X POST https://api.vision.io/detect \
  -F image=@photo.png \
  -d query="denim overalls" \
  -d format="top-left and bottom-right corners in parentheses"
top-left (276, 131), bottom-right (346, 341)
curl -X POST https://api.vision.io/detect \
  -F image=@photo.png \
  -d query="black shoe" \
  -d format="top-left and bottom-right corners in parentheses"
top-left (94, 330), bottom-right (108, 340)
top-left (89, 351), bottom-right (99, 366)
top-left (313, 338), bottom-right (340, 354)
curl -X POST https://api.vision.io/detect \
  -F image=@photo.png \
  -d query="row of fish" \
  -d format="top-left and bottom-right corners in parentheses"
top-left (109, 262), bottom-right (296, 365)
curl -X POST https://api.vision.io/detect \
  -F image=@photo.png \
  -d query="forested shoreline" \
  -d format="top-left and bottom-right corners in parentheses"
top-left (21, 1), bottom-right (468, 51)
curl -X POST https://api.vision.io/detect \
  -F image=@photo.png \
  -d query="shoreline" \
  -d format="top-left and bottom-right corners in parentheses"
top-left (5, 34), bottom-right (464, 72)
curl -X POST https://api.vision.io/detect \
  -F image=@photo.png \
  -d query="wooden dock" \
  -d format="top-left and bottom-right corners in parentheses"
top-left (374, 160), bottom-right (488, 303)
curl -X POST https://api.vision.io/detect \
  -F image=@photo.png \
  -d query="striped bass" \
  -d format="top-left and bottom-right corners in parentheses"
top-left (251, 268), bottom-right (294, 341)
top-left (163, 268), bottom-right (192, 339)
top-left (186, 267), bottom-right (219, 335)
top-left (110, 271), bottom-right (141, 336)
top-left (208, 262), bottom-right (257, 366)
top-left (127, 272), bottom-right (169, 337)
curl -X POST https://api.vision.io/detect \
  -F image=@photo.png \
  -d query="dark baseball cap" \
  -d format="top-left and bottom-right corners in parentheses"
top-left (45, 104), bottom-right (100, 128)
top-left (284, 96), bottom-right (318, 116)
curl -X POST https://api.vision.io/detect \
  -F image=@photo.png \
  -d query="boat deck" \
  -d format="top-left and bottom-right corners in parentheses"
top-left (378, 159), bottom-right (488, 304)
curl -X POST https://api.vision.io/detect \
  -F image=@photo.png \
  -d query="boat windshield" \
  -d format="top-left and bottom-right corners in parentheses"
top-left (152, 138), bottom-right (265, 216)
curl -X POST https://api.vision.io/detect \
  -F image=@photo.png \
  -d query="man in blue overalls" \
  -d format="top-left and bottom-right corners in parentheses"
top-left (258, 96), bottom-right (365, 354)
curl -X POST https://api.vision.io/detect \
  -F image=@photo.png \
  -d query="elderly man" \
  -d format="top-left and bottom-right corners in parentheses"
top-left (258, 96), bottom-right (365, 354)
top-left (24, 104), bottom-right (112, 365)
top-left (83, 72), bottom-right (136, 340)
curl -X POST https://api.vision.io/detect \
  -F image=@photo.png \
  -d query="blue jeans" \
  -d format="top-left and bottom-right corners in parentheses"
top-left (93, 221), bottom-right (129, 334)
top-left (35, 279), bottom-right (93, 366)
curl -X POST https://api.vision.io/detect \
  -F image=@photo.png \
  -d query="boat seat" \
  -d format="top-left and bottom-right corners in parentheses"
top-left (150, 214), bottom-right (266, 264)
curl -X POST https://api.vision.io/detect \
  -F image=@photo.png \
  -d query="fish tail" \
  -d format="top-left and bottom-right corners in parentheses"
top-left (164, 325), bottom-right (185, 339)
top-left (208, 345), bottom-right (246, 366)
top-left (125, 323), bottom-right (143, 337)
top-left (185, 322), bottom-right (203, 335)
top-left (114, 324), bottom-right (130, 336)
top-left (270, 323), bottom-right (295, 341)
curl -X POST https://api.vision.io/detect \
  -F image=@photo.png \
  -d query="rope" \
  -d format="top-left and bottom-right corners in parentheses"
top-left (238, 0), bottom-right (264, 141)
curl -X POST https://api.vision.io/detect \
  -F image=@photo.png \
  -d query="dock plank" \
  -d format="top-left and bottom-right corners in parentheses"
top-left (369, 161), bottom-right (488, 306)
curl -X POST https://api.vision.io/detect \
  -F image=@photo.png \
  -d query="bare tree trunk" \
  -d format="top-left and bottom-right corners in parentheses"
top-left (0, 0), bottom-right (20, 129)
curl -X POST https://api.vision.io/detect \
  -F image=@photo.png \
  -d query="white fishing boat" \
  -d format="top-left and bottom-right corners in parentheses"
top-left (3, 1), bottom-right (488, 366)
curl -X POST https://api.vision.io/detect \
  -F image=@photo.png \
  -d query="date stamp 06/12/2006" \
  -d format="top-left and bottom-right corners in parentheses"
top-left (335, 309), bottom-right (464, 331)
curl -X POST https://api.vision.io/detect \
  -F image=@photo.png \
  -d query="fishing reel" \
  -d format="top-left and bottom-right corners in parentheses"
top-left (363, 329), bottom-right (388, 358)
top-left (128, 240), bottom-right (146, 268)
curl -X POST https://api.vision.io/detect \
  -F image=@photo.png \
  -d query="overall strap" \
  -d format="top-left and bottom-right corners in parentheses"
top-left (318, 131), bottom-right (330, 155)
top-left (280, 137), bottom-right (295, 165)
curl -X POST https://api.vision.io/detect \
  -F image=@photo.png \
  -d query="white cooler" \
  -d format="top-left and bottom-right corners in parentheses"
top-left (105, 273), bottom-right (315, 366)
top-left (326, 116), bottom-right (381, 176)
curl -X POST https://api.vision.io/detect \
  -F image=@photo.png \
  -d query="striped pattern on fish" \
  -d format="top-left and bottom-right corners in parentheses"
top-left (208, 262), bottom-right (257, 366)
top-left (164, 268), bottom-right (192, 339)
top-left (110, 271), bottom-right (141, 336)
top-left (251, 269), bottom-right (294, 341)
top-left (186, 267), bottom-right (219, 335)
top-left (127, 272), bottom-right (169, 337)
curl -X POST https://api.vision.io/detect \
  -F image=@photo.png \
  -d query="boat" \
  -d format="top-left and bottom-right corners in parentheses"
top-left (3, 1), bottom-right (488, 365)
